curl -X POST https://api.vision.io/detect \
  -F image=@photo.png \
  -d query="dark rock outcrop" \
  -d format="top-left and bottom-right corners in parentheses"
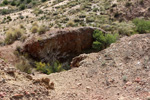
top-left (23, 27), bottom-right (103, 63)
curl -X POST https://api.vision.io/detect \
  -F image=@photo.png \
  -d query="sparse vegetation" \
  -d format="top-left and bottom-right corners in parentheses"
top-left (0, 0), bottom-right (150, 99)
top-left (92, 30), bottom-right (118, 50)
top-left (133, 18), bottom-right (150, 33)
top-left (4, 28), bottom-right (25, 44)
top-left (38, 25), bottom-right (47, 35)
top-left (35, 61), bottom-right (65, 75)
top-left (31, 26), bottom-right (38, 33)
top-left (15, 59), bottom-right (32, 74)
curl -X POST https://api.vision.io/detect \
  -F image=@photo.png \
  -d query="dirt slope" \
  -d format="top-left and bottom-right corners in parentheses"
top-left (0, 33), bottom-right (150, 100)
top-left (43, 34), bottom-right (150, 100)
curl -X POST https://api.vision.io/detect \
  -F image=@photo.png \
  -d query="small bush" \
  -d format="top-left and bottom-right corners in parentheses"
top-left (26, 0), bottom-right (32, 3)
top-left (31, 26), bottom-right (38, 33)
top-left (11, 1), bottom-right (16, 6)
top-left (114, 22), bottom-right (136, 36)
top-left (16, 59), bottom-right (32, 74)
top-left (5, 28), bottom-right (24, 44)
top-left (92, 30), bottom-right (118, 50)
top-left (38, 25), bottom-right (47, 35)
top-left (133, 18), bottom-right (150, 33)
top-left (41, 0), bottom-right (47, 2)
top-left (19, 4), bottom-right (26, 10)
top-left (1, 9), bottom-right (11, 15)
top-left (35, 61), bottom-right (65, 75)
top-left (3, 0), bottom-right (8, 5)
top-left (66, 20), bottom-right (75, 27)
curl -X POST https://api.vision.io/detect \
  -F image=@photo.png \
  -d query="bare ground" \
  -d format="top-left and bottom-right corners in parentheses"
top-left (0, 34), bottom-right (150, 100)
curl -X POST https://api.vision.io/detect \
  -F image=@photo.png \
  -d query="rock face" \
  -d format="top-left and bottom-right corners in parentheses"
top-left (23, 27), bottom-right (102, 63)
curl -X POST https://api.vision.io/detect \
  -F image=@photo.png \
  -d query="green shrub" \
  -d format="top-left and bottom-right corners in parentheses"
top-left (133, 18), bottom-right (150, 33)
top-left (1, 9), bottom-right (11, 15)
top-left (32, 1), bottom-right (37, 6)
top-left (92, 30), bottom-right (118, 50)
top-left (35, 61), bottom-right (65, 75)
top-left (11, 0), bottom-right (16, 6)
top-left (3, 0), bottom-right (8, 5)
top-left (19, 4), bottom-right (26, 10)
top-left (26, 0), bottom-right (32, 3)
top-left (41, 0), bottom-right (47, 2)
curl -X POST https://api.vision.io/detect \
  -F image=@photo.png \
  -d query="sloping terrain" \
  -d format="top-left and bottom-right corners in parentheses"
top-left (0, 33), bottom-right (150, 100)
top-left (41, 34), bottom-right (150, 100)
top-left (0, 0), bottom-right (150, 100)
top-left (0, 58), bottom-right (54, 100)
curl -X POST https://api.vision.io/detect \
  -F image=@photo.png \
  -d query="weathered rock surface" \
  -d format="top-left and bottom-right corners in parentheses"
top-left (23, 27), bottom-right (103, 63)
top-left (113, 0), bottom-right (150, 20)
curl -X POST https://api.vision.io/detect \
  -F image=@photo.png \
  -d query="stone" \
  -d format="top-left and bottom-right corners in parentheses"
top-left (71, 54), bottom-right (87, 67)
top-left (49, 82), bottom-right (54, 89)
top-left (26, 75), bottom-right (33, 80)
top-left (0, 92), bottom-right (5, 98)
top-left (12, 94), bottom-right (24, 99)
top-left (126, 81), bottom-right (132, 86)
top-left (135, 77), bottom-right (141, 83)
top-left (42, 78), bottom-right (50, 84)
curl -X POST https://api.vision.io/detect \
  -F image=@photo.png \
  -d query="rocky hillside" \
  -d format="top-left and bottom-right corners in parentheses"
top-left (0, 0), bottom-right (150, 100)
top-left (0, 33), bottom-right (150, 100)
top-left (111, 0), bottom-right (150, 20)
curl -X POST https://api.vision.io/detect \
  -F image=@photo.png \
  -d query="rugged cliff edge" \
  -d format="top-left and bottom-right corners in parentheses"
top-left (23, 27), bottom-right (104, 63)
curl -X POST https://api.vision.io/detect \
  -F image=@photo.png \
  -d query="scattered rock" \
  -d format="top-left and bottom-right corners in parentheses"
top-left (42, 78), bottom-right (50, 84)
top-left (26, 75), bottom-right (33, 80)
top-left (86, 86), bottom-right (91, 91)
top-left (71, 54), bottom-right (87, 67)
top-left (126, 81), bottom-right (132, 86)
top-left (135, 77), bottom-right (141, 83)
top-left (12, 94), bottom-right (24, 99)
top-left (146, 96), bottom-right (150, 100)
top-left (0, 92), bottom-right (5, 98)
top-left (77, 83), bottom-right (82, 86)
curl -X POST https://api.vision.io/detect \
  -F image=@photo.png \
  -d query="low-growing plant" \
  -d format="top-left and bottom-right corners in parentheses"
top-left (31, 25), bottom-right (38, 33)
top-left (41, 0), bottom-right (47, 2)
top-left (4, 28), bottom-right (24, 44)
top-left (19, 4), bottom-right (26, 10)
top-left (1, 9), bottom-right (11, 15)
top-left (38, 25), bottom-right (47, 35)
top-left (92, 30), bottom-right (118, 51)
top-left (133, 18), bottom-right (150, 33)
top-left (16, 59), bottom-right (32, 74)
top-left (2, 0), bottom-right (8, 5)
top-left (114, 22), bottom-right (136, 36)
top-left (66, 20), bottom-right (75, 27)
top-left (35, 61), bottom-right (65, 75)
